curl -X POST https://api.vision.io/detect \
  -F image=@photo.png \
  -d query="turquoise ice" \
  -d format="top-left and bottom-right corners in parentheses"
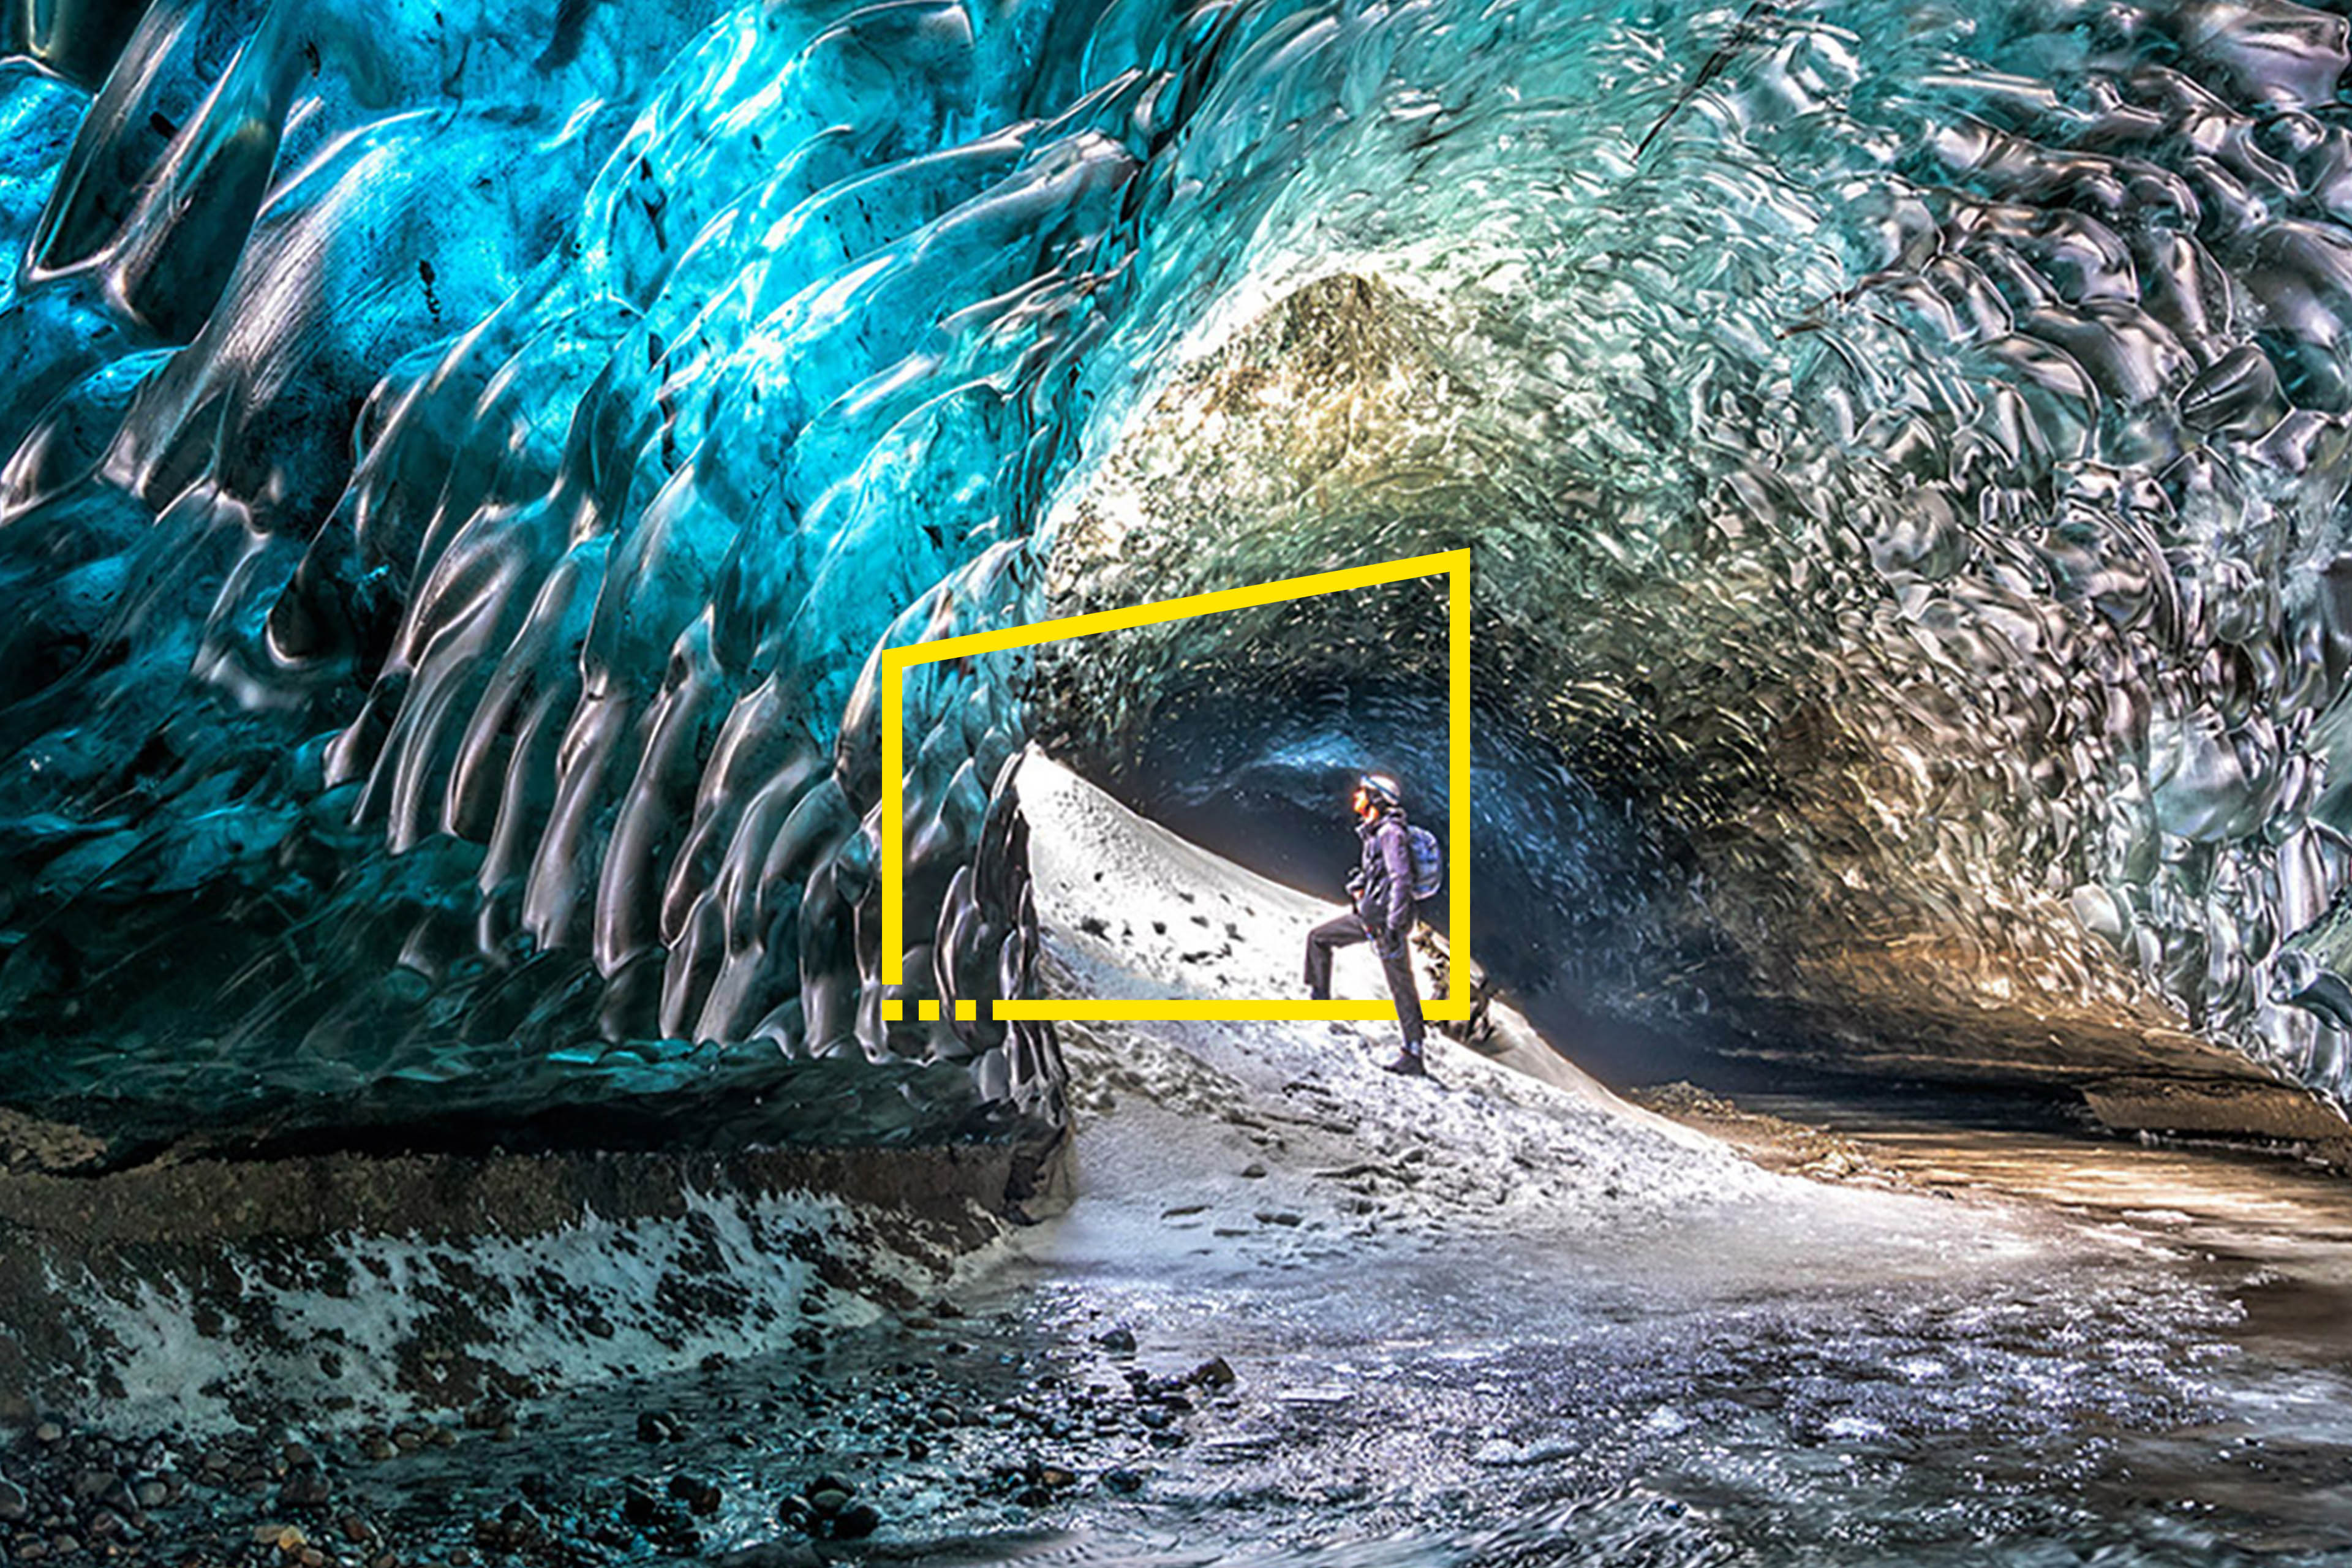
top-left (5, 0), bottom-right (2352, 1147)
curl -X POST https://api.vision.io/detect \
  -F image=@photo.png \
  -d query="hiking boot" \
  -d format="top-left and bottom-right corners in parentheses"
top-left (1380, 1050), bottom-right (1428, 1077)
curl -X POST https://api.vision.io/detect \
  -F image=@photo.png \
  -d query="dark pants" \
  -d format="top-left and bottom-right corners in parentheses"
top-left (1304, 912), bottom-right (1426, 1050)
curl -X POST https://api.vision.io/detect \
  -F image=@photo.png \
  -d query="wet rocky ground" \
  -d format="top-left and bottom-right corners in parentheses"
top-left (0, 1300), bottom-right (1253, 1567)
top-left (8, 1080), bottom-right (2352, 1567)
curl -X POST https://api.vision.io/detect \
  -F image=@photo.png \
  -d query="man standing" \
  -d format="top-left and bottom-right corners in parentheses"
top-left (1303, 772), bottom-right (1429, 1077)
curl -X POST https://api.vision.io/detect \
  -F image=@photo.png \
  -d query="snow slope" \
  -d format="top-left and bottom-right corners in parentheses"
top-left (978, 752), bottom-right (2162, 1534)
top-left (1008, 750), bottom-right (2010, 1280)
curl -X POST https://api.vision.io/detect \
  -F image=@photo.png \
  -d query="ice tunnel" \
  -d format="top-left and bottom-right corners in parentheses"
top-left (6, 0), bottom-right (2352, 1164)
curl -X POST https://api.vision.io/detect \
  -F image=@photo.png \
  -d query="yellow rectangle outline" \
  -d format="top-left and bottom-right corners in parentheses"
top-left (881, 547), bottom-right (1471, 1023)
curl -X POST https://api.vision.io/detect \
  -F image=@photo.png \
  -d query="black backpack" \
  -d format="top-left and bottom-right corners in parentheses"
top-left (1405, 824), bottom-right (1442, 900)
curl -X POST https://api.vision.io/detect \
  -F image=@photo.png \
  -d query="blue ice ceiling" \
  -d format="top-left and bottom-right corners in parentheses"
top-left (7, 0), bottom-right (2352, 1151)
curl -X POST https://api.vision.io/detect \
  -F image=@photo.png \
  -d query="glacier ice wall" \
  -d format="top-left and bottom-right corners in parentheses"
top-left (0, 0), bottom-right (1088, 1149)
top-left (1025, 0), bottom-right (2352, 1105)
top-left (6, 0), bottom-right (2352, 1142)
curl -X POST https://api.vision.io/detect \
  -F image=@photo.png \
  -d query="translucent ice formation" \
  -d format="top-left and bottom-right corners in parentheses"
top-left (7, 0), bottom-right (2352, 1147)
top-left (1030, 0), bottom-right (2352, 1119)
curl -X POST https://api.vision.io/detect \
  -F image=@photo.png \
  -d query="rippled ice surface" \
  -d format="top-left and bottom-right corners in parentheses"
top-left (29, 0), bottom-right (2352, 1146)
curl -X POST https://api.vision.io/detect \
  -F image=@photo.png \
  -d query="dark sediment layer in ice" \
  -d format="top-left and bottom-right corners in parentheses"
top-left (0, 1135), bottom-right (1060, 1430)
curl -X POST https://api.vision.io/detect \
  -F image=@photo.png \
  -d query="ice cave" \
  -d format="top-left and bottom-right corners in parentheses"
top-left (2, 0), bottom-right (2351, 1560)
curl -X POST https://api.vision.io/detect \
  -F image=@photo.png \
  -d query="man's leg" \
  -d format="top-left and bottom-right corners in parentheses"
top-left (1304, 912), bottom-right (1370, 998)
top-left (1373, 929), bottom-right (1427, 1058)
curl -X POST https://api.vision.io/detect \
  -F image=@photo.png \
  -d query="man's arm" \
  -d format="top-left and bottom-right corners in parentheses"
top-left (1378, 820), bottom-right (1414, 933)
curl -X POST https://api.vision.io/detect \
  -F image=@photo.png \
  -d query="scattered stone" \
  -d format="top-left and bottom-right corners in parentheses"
top-left (31, 1422), bottom-right (61, 1446)
top-left (477, 1498), bottom-right (549, 1551)
top-left (1240, 1162), bottom-right (1268, 1178)
top-left (362, 1436), bottom-right (398, 1462)
top-left (0, 1476), bottom-right (24, 1520)
top-left (1187, 1356), bottom-right (1238, 1389)
top-left (279, 1467), bottom-right (332, 1509)
top-left (134, 1479), bottom-right (168, 1509)
top-left (832, 1501), bottom-right (880, 1539)
top-left (464, 1400), bottom-right (513, 1431)
top-left (1104, 1467), bottom-right (1144, 1493)
top-left (1092, 1326), bottom-right (1137, 1354)
top-left (636, 1410), bottom-right (677, 1444)
top-left (667, 1474), bottom-right (721, 1515)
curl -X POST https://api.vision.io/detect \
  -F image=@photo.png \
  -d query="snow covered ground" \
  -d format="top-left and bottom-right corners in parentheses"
top-left (1008, 748), bottom-right (2043, 1291)
top-left (965, 755), bottom-right (2310, 1562)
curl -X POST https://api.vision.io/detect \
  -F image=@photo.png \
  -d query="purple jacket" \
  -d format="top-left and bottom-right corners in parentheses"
top-left (1351, 810), bottom-right (1418, 936)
